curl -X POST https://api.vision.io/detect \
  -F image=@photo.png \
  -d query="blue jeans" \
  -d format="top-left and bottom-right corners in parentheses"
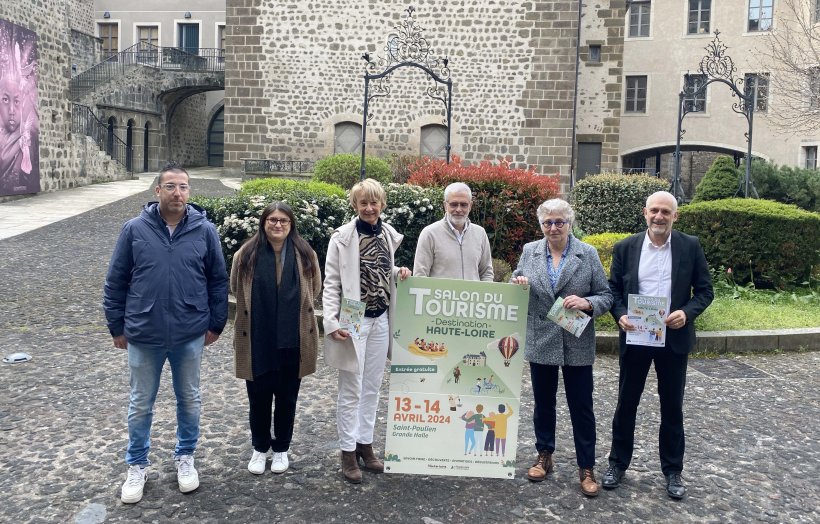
top-left (126, 335), bottom-right (205, 465)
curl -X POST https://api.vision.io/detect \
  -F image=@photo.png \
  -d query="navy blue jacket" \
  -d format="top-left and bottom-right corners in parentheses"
top-left (103, 202), bottom-right (228, 348)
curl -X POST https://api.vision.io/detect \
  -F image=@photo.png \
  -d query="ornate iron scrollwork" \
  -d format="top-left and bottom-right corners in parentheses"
top-left (361, 6), bottom-right (451, 122)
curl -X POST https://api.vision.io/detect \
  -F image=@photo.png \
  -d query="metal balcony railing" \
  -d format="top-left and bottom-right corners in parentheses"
top-left (70, 42), bottom-right (225, 100)
top-left (71, 103), bottom-right (132, 173)
top-left (243, 159), bottom-right (315, 176)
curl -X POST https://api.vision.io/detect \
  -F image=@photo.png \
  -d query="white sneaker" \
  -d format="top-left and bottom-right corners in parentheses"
top-left (271, 451), bottom-right (289, 474)
top-left (248, 450), bottom-right (267, 475)
top-left (121, 465), bottom-right (147, 504)
top-left (175, 455), bottom-right (199, 493)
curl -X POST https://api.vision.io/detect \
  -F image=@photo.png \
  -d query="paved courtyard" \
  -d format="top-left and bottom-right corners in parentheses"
top-left (0, 178), bottom-right (818, 523)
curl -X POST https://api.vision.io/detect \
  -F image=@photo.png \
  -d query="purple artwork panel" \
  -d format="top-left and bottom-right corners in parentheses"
top-left (0, 19), bottom-right (39, 196)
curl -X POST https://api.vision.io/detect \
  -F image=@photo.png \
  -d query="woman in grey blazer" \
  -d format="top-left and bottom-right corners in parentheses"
top-left (511, 198), bottom-right (613, 497)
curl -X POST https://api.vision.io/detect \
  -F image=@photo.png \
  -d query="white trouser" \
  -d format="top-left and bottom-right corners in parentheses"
top-left (336, 312), bottom-right (389, 452)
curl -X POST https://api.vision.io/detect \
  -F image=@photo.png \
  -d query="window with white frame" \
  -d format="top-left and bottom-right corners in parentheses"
top-left (420, 124), bottom-right (448, 158)
top-left (98, 22), bottom-right (118, 59)
top-left (744, 73), bottom-right (770, 112)
top-left (805, 146), bottom-right (818, 170)
top-left (334, 122), bottom-right (362, 154)
top-left (629, 1), bottom-right (651, 37)
top-left (688, 0), bottom-right (711, 34)
top-left (625, 76), bottom-right (648, 113)
top-left (137, 25), bottom-right (159, 46)
top-left (748, 0), bottom-right (774, 32)
top-left (684, 74), bottom-right (707, 112)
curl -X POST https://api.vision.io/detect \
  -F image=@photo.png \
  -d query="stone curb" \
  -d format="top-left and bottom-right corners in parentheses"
top-left (227, 296), bottom-right (819, 354)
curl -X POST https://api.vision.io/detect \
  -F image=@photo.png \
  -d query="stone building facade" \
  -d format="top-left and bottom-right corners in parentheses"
top-left (0, 0), bottom-right (129, 201)
top-left (224, 0), bottom-right (621, 193)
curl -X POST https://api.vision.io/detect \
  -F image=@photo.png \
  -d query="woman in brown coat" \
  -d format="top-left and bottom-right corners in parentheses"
top-left (230, 201), bottom-right (321, 476)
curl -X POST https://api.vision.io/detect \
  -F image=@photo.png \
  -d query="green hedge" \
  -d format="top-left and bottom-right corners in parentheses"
top-left (751, 159), bottom-right (820, 212)
top-left (571, 173), bottom-right (669, 235)
top-left (677, 198), bottom-right (820, 287)
top-left (238, 177), bottom-right (346, 198)
top-left (312, 153), bottom-right (392, 189)
top-left (582, 232), bottom-right (632, 277)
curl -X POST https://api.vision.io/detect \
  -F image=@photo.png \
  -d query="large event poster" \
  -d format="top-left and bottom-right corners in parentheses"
top-left (385, 277), bottom-right (529, 479)
top-left (0, 19), bottom-right (39, 196)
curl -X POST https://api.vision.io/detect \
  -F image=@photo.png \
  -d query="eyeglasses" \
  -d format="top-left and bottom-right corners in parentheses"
top-left (446, 201), bottom-right (470, 209)
top-left (160, 183), bottom-right (190, 193)
top-left (266, 217), bottom-right (291, 225)
top-left (541, 220), bottom-right (568, 229)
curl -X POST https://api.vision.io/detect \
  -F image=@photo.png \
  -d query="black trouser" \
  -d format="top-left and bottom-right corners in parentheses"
top-left (246, 362), bottom-right (302, 453)
top-left (530, 362), bottom-right (596, 469)
top-left (608, 347), bottom-right (688, 475)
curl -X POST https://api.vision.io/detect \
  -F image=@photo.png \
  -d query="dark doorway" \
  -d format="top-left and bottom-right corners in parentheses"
top-left (577, 142), bottom-right (602, 181)
top-left (126, 119), bottom-right (134, 172)
top-left (143, 121), bottom-right (151, 172)
top-left (178, 23), bottom-right (200, 55)
top-left (208, 106), bottom-right (224, 167)
top-left (107, 117), bottom-right (116, 158)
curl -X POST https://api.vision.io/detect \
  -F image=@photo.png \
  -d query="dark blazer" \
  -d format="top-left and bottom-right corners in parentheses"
top-left (609, 230), bottom-right (713, 355)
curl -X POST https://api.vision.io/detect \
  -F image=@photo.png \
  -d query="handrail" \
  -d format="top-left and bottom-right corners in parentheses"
top-left (70, 42), bottom-right (224, 100)
top-left (70, 103), bottom-right (132, 173)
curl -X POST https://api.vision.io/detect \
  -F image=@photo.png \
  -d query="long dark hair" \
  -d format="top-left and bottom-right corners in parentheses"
top-left (236, 201), bottom-right (315, 277)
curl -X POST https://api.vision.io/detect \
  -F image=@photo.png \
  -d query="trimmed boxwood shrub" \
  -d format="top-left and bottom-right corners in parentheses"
top-left (238, 177), bottom-right (345, 198)
top-left (692, 156), bottom-right (741, 203)
top-left (582, 232), bottom-right (632, 276)
top-left (571, 173), bottom-right (669, 235)
top-left (677, 198), bottom-right (820, 287)
top-left (313, 153), bottom-right (392, 189)
top-left (408, 155), bottom-right (560, 266)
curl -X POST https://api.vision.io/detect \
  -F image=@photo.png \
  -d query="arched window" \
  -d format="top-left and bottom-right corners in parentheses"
top-left (334, 121), bottom-right (362, 154)
top-left (420, 124), bottom-right (447, 159)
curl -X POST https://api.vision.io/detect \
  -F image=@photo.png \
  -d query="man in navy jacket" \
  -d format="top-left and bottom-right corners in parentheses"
top-left (104, 162), bottom-right (228, 504)
top-left (602, 191), bottom-right (713, 499)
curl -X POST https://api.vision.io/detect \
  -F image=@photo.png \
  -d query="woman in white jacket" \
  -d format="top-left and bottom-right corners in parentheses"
top-left (323, 178), bottom-right (410, 483)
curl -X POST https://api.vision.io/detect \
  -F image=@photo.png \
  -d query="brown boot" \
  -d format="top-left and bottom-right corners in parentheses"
top-left (526, 450), bottom-right (553, 482)
top-left (340, 450), bottom-right (362, 483)
top-left (580, 468), bottom-right (599, 497)
top-left (356, 442), bottom-right (384, 473)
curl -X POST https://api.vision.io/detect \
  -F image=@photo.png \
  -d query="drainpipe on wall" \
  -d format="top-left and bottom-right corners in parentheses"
top-left (569, 0), bottom-right (583, 191)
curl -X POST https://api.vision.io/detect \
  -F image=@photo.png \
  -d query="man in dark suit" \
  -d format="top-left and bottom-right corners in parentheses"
top-left (602, 191), bottom-right (713, 499)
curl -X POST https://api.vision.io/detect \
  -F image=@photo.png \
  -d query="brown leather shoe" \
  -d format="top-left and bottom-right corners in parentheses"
top-left (356, 442), bottom-right (384, 473)
top-left (580, 468), bottom-right (599, 497)
top-left (526, 450), bottom-right (553, 482)
top-left (341, 450), bottom-right (362, 483)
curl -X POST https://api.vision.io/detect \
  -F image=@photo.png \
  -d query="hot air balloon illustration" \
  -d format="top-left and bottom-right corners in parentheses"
top-left (497, 336), bottom-right (519, 367)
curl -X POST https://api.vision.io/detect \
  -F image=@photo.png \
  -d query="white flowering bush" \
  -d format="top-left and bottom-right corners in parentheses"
top-left (192, 179), bottom-right (348, 269)
top-left (193, 179), bottom-right (443, 270)
top-left (381, 183), bottom-right (444, 267)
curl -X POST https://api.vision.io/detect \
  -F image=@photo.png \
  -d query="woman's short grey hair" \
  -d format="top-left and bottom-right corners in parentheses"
top-left (444, 182), bottom-right (472, 201)
top-left (536, 198), bottom-right (575, 225)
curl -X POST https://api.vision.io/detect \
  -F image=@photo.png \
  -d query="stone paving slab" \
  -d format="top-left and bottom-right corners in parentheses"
top-left (0, 180), bottom-right (818, 523)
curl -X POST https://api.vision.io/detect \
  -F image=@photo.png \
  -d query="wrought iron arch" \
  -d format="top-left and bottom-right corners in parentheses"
top-left (359, 6), bottom-right (453, 180)
top-left (673, 31), bottom-right (759, 201)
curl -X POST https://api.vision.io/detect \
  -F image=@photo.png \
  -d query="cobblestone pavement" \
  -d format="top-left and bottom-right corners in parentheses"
top-left (1, 179), bottom-right (818, 523)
